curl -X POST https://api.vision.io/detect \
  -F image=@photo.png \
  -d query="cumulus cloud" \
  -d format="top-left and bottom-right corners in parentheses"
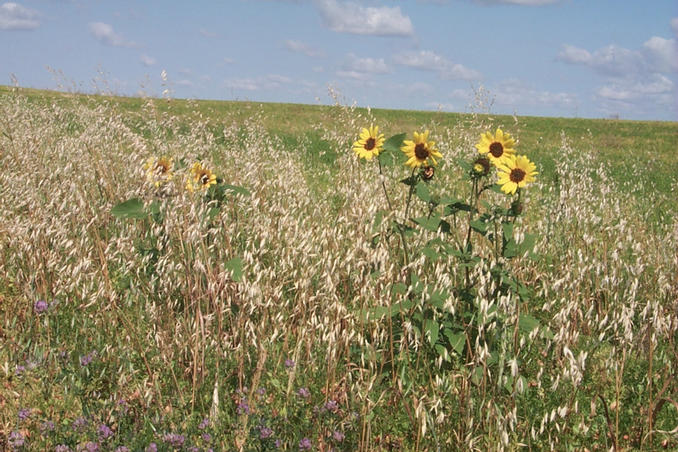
top-left (642, 36), bottom-right (678, 73)
top-left (343, 53), bottom-right (390, 74)
top-left (493, 79), bottom-right (578, 109)
top-left (284, 39), bottom-right (324, 57)
top-left (88, 22), bottom-right (135, 47)
top-left (596, 74), bottom-right (674, 102)
top-left (315, 0), bottom-right (414, 36)
top-left (140, 54), bottom-right (156, 66)
top-left (0, 2), bottom-right (39, 30)
top-left (393, 50), bottom-right (482, 80)
top-left (671, 17), bottom-right (678, 36)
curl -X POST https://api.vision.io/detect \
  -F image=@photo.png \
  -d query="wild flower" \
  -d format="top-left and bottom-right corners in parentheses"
top-left (352, 125), bottom-right (385, 160)
top-left (496, 155), bottom-right (538, 195)
top-left (14, 365), bottom-right (25, 375)
top-left (34, 299), bottom-right (49, 314)
top-left (115, 447), bottom-right (130, 452)
top-left (163, 433), bottom-right (185, 448)
top-left (98, 423), bottom-right (113, 440)
top-left (78, 442), bottom-right (99, 452)
top-left (198, 417), bottom-right (209, 429)
top-left (259, 426), bottom-right (274, 439)
top-left (55, 446), bottom-right (72, 452)
top-left (186, 162), bottom-right (217, 193)
top-left (145, 443), bottom-right (158, 452)
top-left (80, 351), bottom-right (96, 367)
top-left (324, 399), bottom-right (339, 413)
top-left (201, 433), bottom-right (212, 442)
top-left (284, 358), bottom-right (295, 369)
top-left (8, 431), bottom-right (24, 449)
top-left (18, 407), bottom-right (31, 421)
top-left (475, 128), bottom-right (516, 166)
top-left (297, 387), bottom-right (311, 399)
top-left (143, 156), bottom-right (174, 187)
top-left (236, 399), bottom-right (250, 415)
top-left (299, 437), bottom-right (312, 450)
top-left (40, 420), bottom-right (55, 434)
top-left (401, 130), bottom-right (442, 168)
top-left (72, 416), bottom-right (88, 432)
top-left (333, 430), bottom-right (345, 442)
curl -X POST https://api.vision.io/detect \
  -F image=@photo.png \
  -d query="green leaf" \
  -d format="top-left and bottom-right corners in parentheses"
top-left (415, 183), bottom-right (431, 202)
top-left (518, 314), bottom-right (540, 334)
top-left (422, 246), bottom-right (439, 261)
top-left (383, 133), bottom-right (406, 154)
top-left (111, 198), bottom-right (147, 219)
top-left (502, 222), bottom-right (514, 241)
top-left (470, 219), bottom-right (488, 234)
top-left (424, 320), bottom-right (439, 345)
top-left (223, 184), bottom-right (251, 197)
top-left (400, 175), bottom-right (418, 186)
top-left (225, 257), bottom-right (244, 282)
top-left (444, 329), bottom-right (465, 355)
top-left (413, 216), bottom-right (441, 232)
top-left (377, 148), bottom-right (395, 167)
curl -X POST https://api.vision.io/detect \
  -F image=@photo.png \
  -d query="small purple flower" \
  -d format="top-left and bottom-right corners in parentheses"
top-left (284, 358), bottom-right (295, 369)
top-left (324, 399), bottom-right (339, 413)
top-left (257, 386), bottom-right (266, 396)
top-left (299, 437), bottom-right (312, 450)
top-left (15, 365), bottom-right (26, 376)
top-left (72, 416), bottom-right (88, 432)
top-left (332, 430), bottom-right (345, 442)
top-left (98, 424), bottom-right (113, 440)
top-left (115, 447), bottom-right (130, 452)
top-left (18, 407), bottom-right (31, 421)
top-left (259, 426), bottom-right (274, 439)
top-left (34, 299), bottom-right (49, 314)
top-left (198, 417), bottom-right (209, 429)
top-left (77, 442), bottom-right (99, 452)
top-left (145, 443), bottom-right (157, 452)
top-left (116, 398), bottom-right (129, 414)
top-left (236, 399), bottom-right (250, 415)
top-left (55, 446), bottom-right (72, 452)
top-left (8, 431), bottom-right (24, 449)
top-left (41, 420), bottom-right (56, 434)
top-left (80, 351), bottom-right (96, 367)
top-left (187, 448), bottom-right (200, 452)
top-left (297, 387), bottom-right (310, 399)
top-left (202, 433), bottom-right (212, 442)
top-left (163, 433), bottom-right (185, 448)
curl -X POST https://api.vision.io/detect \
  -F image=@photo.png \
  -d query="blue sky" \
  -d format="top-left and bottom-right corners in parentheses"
top-left (2, 0), bottom-right (677, 120)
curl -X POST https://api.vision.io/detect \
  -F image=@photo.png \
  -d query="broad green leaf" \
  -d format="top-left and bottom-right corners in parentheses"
top-left (382, 133), bottom-right (406, 154)
top-left (223, 184), bottom-right (251, 197)
top-left (424, 320), bottom-right (439, 345)
top-left (415, 183), bottom-right (431, 202)
top-left (470, 219), bottom-right (488, 234)
top-left (518, 314), bottom-right (540, 334)
top-left (400, 175), bottom-right (418, 186)
top-left (111, 198), bottom-right (147, 219)
top-left (444, 329), bottom-right (466, 355)
top-left (225, 257), bottom-right (244, 282)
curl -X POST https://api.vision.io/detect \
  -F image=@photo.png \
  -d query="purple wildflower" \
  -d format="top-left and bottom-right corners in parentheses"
top-left (72, 416), bottom-right (88, 432)
top-left (198, 417), bottom-right (209, 429)
top-left (284, 358), bottom-right (295, 369)
top-left (18, 407), bottom-right (31, 421)
top-left (34, 299), bottom-right (49, 314)
top-left (163, 433), bottom-right (185, 448)
top-left (297, 387), bottom-right (310, 399)
top-left (41, 420), bottom-right (56, 434)
top-left (8, 431), bottom-right (24, 449)
top-left (15, 365), bottom-right (26, 376)
top-left (202, 433), bottom-right (212, 442)
top-left (145, 443), bottom-right (157, 452)
top-left (187, 447), bottom-right (200, 452)
top-left (259, 426), bottom-right (274, 439)
top-left (80, 351), bottom-right (96, 367)
top-left (98, 424), bottom-right (113, 440)
top-left (299, 437), bottom-right (312, 450)
top-left (115, 447), bottom-right (130, 452)
top-left (236, 399), bottom-right (250, 415)
top-left (257, 386), bottom-right (266, 396)
top-left (77, 442), bottom-right (99, 452)
top-left (333, 430), bottom-right (345, 442)
top-left (275, 439), bottom-right (282, 449)
top-left (55, 446), bottom-right (72, 452)
top-left (324, 399), bottom-right (339, 413)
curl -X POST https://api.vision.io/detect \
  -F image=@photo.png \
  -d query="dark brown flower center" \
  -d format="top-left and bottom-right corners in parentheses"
top-left (156, 162), bottom-right (169, 174)
top-left (489, 142), bottom-right (504, 158)
top-left (415, 143), bottom-right (429, 160)
top-left (422, 166), bottom-right (434, 180)
top-left (200, 173), bottom-right (210, 185)
top-left (364, 137), bottom-right (376, 151)
top-left (509, 168), bottom-right (526, 183)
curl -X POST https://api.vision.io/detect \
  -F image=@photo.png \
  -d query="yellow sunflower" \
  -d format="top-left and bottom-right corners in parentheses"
top-left (496, 155), bottom-right (538, 195)
top-left (475, 128), bottom-right (516, 166)
top-left (186, 162), bottom-right (217, 193)
top-left (352, 125), bottom-right (385, 160)
top-left (143, 156), bottom-right (174, 187)
top-left (401, 130), bottom-right (442, 168)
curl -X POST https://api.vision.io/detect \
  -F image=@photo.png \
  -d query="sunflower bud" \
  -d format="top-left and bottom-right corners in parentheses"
top-left (421, 166), bottom-right (435, 181)
top-left (511, 200), bottom-right (524, 216)
top-left (471, 157), bottom-right (490, 178)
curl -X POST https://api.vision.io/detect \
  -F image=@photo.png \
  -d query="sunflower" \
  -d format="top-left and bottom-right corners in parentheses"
top-left (143, 156), bottom-right (174, 187)
top-left (401, 130), bottom-right (442, 168)
top-left (352, 126), bottom-right (385, 160)
top-left (496, 155), bottom-right (538, 195)
top-left (186, 162), bottom-right (217, 193)
top-left (475, 128), bottom-right (516, 166)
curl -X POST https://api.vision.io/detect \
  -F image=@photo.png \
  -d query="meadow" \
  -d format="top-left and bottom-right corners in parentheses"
top-left (0, 84), bottom-right (677, 451)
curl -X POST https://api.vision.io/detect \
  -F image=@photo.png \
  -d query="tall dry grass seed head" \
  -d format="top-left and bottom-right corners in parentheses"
top-left (475, 128), bottom-right (516, 166)
top-left (352, 125), bottom-right (385, 160)
top-left (401, 130), bottom-right (442, 168)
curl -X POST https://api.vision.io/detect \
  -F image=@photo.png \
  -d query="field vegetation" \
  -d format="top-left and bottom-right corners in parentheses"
top-left (1, 85), bottom-right (677, 451)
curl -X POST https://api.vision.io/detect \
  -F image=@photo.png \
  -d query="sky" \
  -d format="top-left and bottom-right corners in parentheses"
top-left (2, 0), bottom-right (677, 121)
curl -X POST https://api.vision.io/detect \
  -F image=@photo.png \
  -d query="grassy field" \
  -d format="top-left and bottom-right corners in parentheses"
top-left (1, 85), bottom-right (677, 451)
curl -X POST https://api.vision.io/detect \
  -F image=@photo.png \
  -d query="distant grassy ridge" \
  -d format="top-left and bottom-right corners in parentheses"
top-left (3, 85), bottom-right (676, 208)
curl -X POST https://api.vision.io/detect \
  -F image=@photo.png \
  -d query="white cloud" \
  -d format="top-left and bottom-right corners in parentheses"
top-left (493, 79), bottom-right (578, 109)
top-left (671, 17), bottom-right (678, 36)
top-left (557, 44), bottom-right (592, 65)
top-left (88, 22), bottom-right (135, 47)
top-left (344, 53), bottom-right (390, 74)
top-left (642, 36), bottom-right (678, 73)
top-left (284, 39), bottom-right (324, 57)
top-left (140, 54), bottom-right (156, 66)
top-left (223, 57), bottom-right (235, 64)
top-left (224, 74), bottom-right (292, 91)
top-left (315, 0), bottom-right (414, 36)
top-left (0, 2), bottom-right (39, 30)
top-left (393, 50), bottom-right (481, 80)
top-left (596, 74), bottom-right (674, 102)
